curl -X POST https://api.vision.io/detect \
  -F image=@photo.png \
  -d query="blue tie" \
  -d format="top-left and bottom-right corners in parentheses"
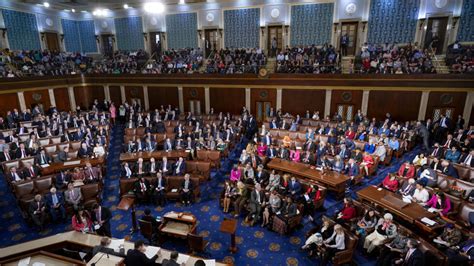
top-left (52, 194), bottom-right (58, 205)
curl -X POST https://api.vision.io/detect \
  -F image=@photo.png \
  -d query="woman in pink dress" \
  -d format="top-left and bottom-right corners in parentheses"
top-left (290, 149), bottom-right (301, 162)
top-left (230, 165), bottom-right (241, 183)
top-left (109, 103), bottom-right (116, 124)
top-left (256, 142), bottom-right (267, 157)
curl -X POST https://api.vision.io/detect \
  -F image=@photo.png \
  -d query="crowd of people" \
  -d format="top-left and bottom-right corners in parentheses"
top-left (351, 42), bottom-right (436, 74)
top-left (205, 47), bottom-right (266, 74)
top-left (446, 41), bottom-right (473, 74)
top-left (275, 44), bottom-right (342, 74)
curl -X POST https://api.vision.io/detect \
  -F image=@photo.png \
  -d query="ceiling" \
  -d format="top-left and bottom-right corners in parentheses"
top-left (20, 0), bottom-right (207, 12)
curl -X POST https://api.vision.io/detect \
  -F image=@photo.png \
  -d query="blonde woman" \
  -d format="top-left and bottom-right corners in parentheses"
top-left (222, 180), bottom-right (236, 213)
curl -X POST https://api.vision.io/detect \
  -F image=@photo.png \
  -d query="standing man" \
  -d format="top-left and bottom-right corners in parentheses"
top-left (271, 37), bottom-right (278, 57)
top-left (92, 203), bottom-right (112, 237)
top-left (341, 33), bottom-right (349, 56)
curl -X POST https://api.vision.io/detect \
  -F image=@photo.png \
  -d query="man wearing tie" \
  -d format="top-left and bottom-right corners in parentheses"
top-left (160, 157), bottom-right (171, 175)
top-left (263, 132), bottom-right (272, 146)
top-left (180, 174), bottom-right (193, 205)
top-left (460, 150), bottom-right (474, 167)
top-left (46, 187), bottom-right (66, 223)
top-left (84, 162), bottom-right (101, 183)
top-left (265, 145), bottom-right (277, 159)
top-left (395, 239), bottom-right (424, 266)
top-left (121, 162), bottom-right (133, 178)
top-left (288, 177), bottom-right (302, 200)
top-left (248, 183), bottom-right (265, 226)
top-left (153, 172), bottom-right (167, 207)
top-left (92, 203), bottom-right (112, 237)
top-left (164, 138), bottom-right (174, 152)
top-left (23, 162), bottom-right (40, 179)
top-left (344, 159), bottom-right (360, 185)
top-left (436, 114), bottom-right (451, 142)
top-left (173, 157), bottom-right (186, 176)
top-left (430, 143), bottom-right (444, 158)
top-left (15, 143), bottom-right (29, 159)
top-left (55, 171), bottom-right (69, 190)
top-left (338, 144), bottom-right (350, 160)
top-left (29, 194), bottom-right (47, 231)
top-left (7, 167), bottom-right (24, 183)
top-left (0, 146), bottom-right (12, 162)
top-left (35, 149), bottom-right (51, 166)
top-left (146, 157), bottom-right (157, 175)
top-left (64, 182), bottom-right (82, 210)
top-left (134, 177), bottom-right (151, 203)
top-left (398, 178), bottom-right (416, 197)
top-left (442, 134), bottom-right (454, 150)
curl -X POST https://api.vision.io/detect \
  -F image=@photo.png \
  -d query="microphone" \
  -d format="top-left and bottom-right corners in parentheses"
top-left (91, 251), bottom-right (108, 266)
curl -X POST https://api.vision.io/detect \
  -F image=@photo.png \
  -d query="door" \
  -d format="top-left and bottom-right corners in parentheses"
top-left (256, 102), bottom-right (272, 122)
top-left (267, 26), bottom-right (283, 57)
top-left (149, 32), bottom-right (162, 59)
top-left (44, 32), bottom-right (60, 51)
top-left (204, 29), bottom-right (218, 58)
top-left (424, 17), bottom-right (449, 54)
top-left (433, 107), bottom-right (454, 121)
top-left (101, 34), bottom-right (114, 57)
top-left (336, 104), bottom-right (354, 121)
top-left (189, 100), bottom-right (201, 115)
top-left (340, 22), bottom-right (358, 56)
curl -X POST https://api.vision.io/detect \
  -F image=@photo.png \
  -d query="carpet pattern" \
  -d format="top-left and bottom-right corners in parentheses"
top-left (0, 125), bottom-right (421, 265)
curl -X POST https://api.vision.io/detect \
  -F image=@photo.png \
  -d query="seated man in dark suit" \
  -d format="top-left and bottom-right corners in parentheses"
top-left (394, 239), bottom-right (425, 266)
top-left (91, 203), bottom-right (112, 237)
top-left (0, 145), bottom-right (13, 162)
top-left (23, 162), bottom-right (40, 179)
top-left (6, 166), bottom-right (24, 183)
top-left (279, 196), bottom-right (297, 220)
top-left (153, 173), bottom-right (167, 207)
top-left (441, 160), bottom-right (459, 178)
top-left (288, 176), bottom-right (302, 200)
top-left (45, 187), bottom-right (66, 223)
top-left (92, 237), bottom-right (126, 257)
top-left (125, 240), bottom-right (159, 265)
top-left (123, 140), bottom-right (136, 153)
top-left (29, 194), bottom-right (47, 231)
top-left (162, 251), bottom-right (180, 266)
top-left (35, 149), bottom-right (52, 166)
top-left (15, 143), bottom-right (30, 159)
top-left (78, 143), bottom-right (92, 158)
top-left (134, 177), bottom-right (151, 203)
top-left (180, 174), bottom-right (194, 206)
top-left (173, 157), bottom-right (186, 176)
top-left (56, 146), bottom-right (69, 162)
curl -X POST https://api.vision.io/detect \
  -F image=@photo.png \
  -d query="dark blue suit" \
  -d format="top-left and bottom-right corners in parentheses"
top-left (288, 180), bottom-right (302, 198)
top-left (45, 192), bottom-right (66, 222)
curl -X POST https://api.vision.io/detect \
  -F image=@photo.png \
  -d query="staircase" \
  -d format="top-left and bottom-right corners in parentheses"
top-left (341, 56), bottom-right (354, 74)
top-left (432, 54), bottom-right (449, 74)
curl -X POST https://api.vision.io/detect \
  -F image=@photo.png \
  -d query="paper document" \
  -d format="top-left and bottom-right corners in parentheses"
top-left (64, 160), bottom-right (81, 166)
top-left (433, 238), bottom-right (448, 245)
top-left (109, 239), bottom-right (125, 252)
top-left (40, 164), bottom-right (50, 167)
top-left (204, 259), bottom-right (216, 266)
top-left (402, 196), bottom-right (412, 203)
top-left (17, 257), bottom-right (30, 266)
top-left (177, 254), bottom-right (190, 264)
top-left (171, 189), bottom-right (178, 193)
top-left (94, 224), bottom-right (101, 230)
top-left (32, 263), bottom-right (45, 266)
top-left (145, 246), bottom-right (160, 259)
top-left (427, 208), bottom-right (437, 213)
top-left (421, 217), bottom-right (436, 226)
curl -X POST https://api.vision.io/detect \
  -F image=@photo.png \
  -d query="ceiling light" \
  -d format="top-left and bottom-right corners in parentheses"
top-left (43, 2), bottom-right (50, 8)
top-left (81, 10), bottom-right (88, 13)
top-left (71, 8), bottom-right (75, 13)
top-left (123, 4), bottom-right (129, 9)
top-left (93, 8), bottom-right (110, 17)
top-left (144, 2), bottom-right (165, 14)
top-left (179, 0), bottom-right (185, 4)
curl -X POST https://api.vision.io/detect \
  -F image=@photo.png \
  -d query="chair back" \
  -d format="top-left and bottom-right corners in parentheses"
top-left (138, 219), bottom-right (153, 242)
top-left (187, 233), bottom-right (205, 252)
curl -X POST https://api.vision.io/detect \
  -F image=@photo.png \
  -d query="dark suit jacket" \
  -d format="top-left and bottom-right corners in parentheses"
top-left (173, 161), bottom-right (186, 175)
top-left (91, 207), bottom-right (112, 226)
top-left (181, 179), bottom-right (194, 191)
top-left (23, 166), bottom-right (40, 178)
top-left (45, 192), bottom-right (64, 208)
top-left (162, 259), bottom-right (180, 266)
top-left (35, 153), bottom-right (52, 165)
top-left (404, 248), bottom-right (424, 266)
top-left (15, 148), bottom-right (30, 159)
top-left (0, 151), bottom-right (13, 162)
top-left (78, 147), bottom-right (92, 158)
top-left (125, 249), bottom-right (158, 266)
top-left (29, 200), bottom-right (46, 216)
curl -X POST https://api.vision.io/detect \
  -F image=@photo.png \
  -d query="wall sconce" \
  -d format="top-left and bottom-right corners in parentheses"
top-left (143, 32), bottom-right (148, 41)
top-left (361, 21), bottom-right (367, 32)
top-left (419, 18), bottom-right (426, 30)
top-left (452, 16), bottom-right (460, 28)
top-left (95, 35), bottom-right (100, 43)
top-left (0, 28), bottom-right (6, 38)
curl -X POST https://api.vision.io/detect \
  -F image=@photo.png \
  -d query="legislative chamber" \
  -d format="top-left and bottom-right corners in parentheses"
top-left (0, 0), bottom-right (473, 265)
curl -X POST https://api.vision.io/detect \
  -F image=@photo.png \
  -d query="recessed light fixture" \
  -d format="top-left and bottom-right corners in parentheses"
top-left (71, 9), bottom-right (76, 13)
top-left (179, 0), bottom-right (185, 4)
top-left (123, 4), bottom-right (129, 9)
top-left (144, 2), bottom-right (165, 14)
top-left (43, 2), bottom-right (50, 8)
top-left (93, 8), bottom-right (110, 17)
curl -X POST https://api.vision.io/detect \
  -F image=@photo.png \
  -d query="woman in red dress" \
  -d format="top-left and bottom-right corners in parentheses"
top-left (361, 152), bottom-right (374, 176)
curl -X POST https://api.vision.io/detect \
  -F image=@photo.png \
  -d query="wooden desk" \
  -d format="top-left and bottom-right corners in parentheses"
top-left (40, 157), bottom-right (105, 175)
top-left (1, 251), bottom-right (85, 265)
top-left (267, 158), bottom-right (350, 198)
top-left (357, 186), bottom-right (437, 224)
top-left (0, 231), bottom-right (228, 266)
top-left (87, 252), bottom-right (124, 266)
top-left (119, 150), bottom-right (189, 162)
top-left (118, 197), bottom-right (137, 233)
top-left (220, 218), bottom-right (238, 253)
top-left (159, 212), bottom-right (197, 240)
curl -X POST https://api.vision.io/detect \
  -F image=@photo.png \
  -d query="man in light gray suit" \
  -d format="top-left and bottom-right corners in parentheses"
top-left (64, 182), bottom-right (82, 209)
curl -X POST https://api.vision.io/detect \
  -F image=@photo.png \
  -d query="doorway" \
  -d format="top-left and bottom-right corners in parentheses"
top-left (340, 22), bottom-right (359, 56)
top-left (44, 32), bottom-right (60, 51)
top-left (101, 34), bottom-right (114, 57)
top-left (336, 104), bottom-right (354, 121)
top-left (256, 102), bottom-right (272, 122)
top-left (189, 100), bottom-right (202, 115)
top-left (424, 17), bottom-right (449, 54)
top-left (149, 32), bottom-right (162, 59)
top-left (204, 29), bottom-right (219, 58)
top-left (267, 25), bottom-right (283, 57)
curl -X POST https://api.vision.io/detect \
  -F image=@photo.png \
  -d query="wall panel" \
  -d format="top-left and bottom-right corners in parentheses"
top-left (367, 91), bottom-right (421, 121)
top-left (148, 87), bottom-right (179, 110)
top-left (165, 13), bottom-right (198, 49)
top-left (0, 93), bottom-right (20, 117)
top-left (224, 8), bottom-right (260, 48)
top-left (109, 86), bottom-right (122, 105)
top-left (426, 92), bottom-right (466, 121)
top-left (281, 89), bottom-right (325, 115)
top-left (183, 87), bottom-right (205, 113)
top-left (330, 90), bottom-right (363, 118)
top-left (210, 88), bottom-right (245, 114)
top-left (74, 86), bottom-right (105, 110)
top-left (24, 89), bottom-right (51, 110)
top-left (115, 17), bottom-right (145, 51)
top-left (53, 88), bottom-right (70, 111)
top-left (290, 3), bottom-right (334, 46)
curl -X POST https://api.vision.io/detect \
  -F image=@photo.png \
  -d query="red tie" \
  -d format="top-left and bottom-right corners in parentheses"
top-left (30, 168), bottom-right (34, 177)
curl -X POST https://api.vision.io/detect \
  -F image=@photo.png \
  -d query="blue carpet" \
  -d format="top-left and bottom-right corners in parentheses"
top-left (0, 125), bottom-right (421, 265)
